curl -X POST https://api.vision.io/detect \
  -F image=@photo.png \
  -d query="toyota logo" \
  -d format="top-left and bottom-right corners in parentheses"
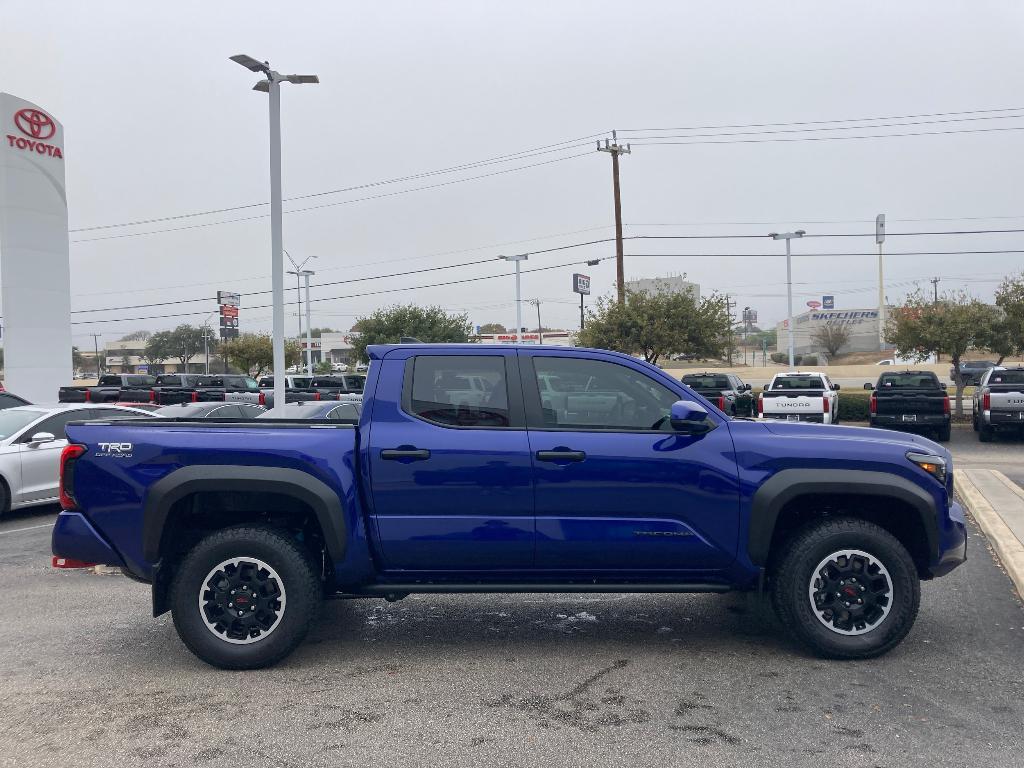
top-left (14, 108), bottom-right (56, 141)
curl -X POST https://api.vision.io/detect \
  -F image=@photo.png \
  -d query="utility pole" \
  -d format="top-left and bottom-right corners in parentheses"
top-left (529, 299), bottom-right (543, 345)
top-left (202, 327), bottom-right (212, 374)
top-left (876, 213), bottom-right (886, 351)
top-left (725, 294), bottom-right (736, 365)
top-left (931, 276), bottom-right (940, 304)
top-left (91, 333), bottom-right (102, 378)
top-left (598, 132), bottom-right (631, 304)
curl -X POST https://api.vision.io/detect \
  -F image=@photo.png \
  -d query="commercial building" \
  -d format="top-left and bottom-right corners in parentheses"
top-left (625, 275), bottom-right (700, 301)
top-left (470, 331), bottom-right (576, 346)
top-left (776, 308), bottom-right (883, 356)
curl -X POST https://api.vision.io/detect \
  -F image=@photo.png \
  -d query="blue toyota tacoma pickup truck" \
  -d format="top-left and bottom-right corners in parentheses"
top-left (52, 344), bottom-right (966, 669)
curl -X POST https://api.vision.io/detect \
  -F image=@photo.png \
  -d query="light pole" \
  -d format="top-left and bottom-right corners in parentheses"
top-left (299, 269), bottom-right (315, 375)
top-left (201, 311), bottom-right (215, 374)
top-left (769, 229), bottom-right (806, 368)
top-left (529, 299), bottom-right (543, 345)
top-left (499, 254), bottom-right (528, 343)
top-left (286, 251), bottom-right (317, 341)
top-left (876, 213), bottom-right (886, 351)
top-left (231, 54), bottom-right (319, 415)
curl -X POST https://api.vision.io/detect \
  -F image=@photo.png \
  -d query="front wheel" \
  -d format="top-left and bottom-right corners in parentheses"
top-left (771, 518), bottom-right (920, 659)
top-left (170, 526), bottom-right (321, 669)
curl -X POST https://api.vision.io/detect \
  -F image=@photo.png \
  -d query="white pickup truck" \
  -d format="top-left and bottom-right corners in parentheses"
top-left (758, 371), bottom-right (841, 424)
top-left (974, 366), bottom-right (1024, 442)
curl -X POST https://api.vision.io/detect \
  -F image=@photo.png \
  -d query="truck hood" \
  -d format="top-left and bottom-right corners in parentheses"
top-left (756, 420), bottom-right (945, 454)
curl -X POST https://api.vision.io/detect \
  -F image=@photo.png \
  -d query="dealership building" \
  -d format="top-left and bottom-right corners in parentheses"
top-left (776, 308), bottom-right (884, 356)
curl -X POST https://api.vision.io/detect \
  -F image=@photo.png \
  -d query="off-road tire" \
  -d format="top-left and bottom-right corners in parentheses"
top-left (170, 526), bottom-right (321, 669)
top-left (937, 424), bottom-right (951, 442)
top-left (979, 424), bottom-right (994, 443)
top-left (771, 517), bottom-right (920, 659)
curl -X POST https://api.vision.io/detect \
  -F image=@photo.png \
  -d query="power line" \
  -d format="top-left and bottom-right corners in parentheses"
top-left (628, 124), bottom-right (1024, 148)
top-left (627, 249), bottom-right (1024, 257)
top-left (69, 255), bottom-right (613, 326)
top-left (617, 105), bottom-right (1024, 134)
top-left (69, 150), bottom-right (595, 244)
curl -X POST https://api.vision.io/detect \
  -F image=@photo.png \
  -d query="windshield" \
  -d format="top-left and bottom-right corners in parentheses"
top-left (682, 376), bottom-right (730, 389)
top-left (989, 370), bottom-right (1024, 385)
top-left (771, 376), bottom-right (824, 390)
top-left (0, 409), bottom-right (44, 440)
top-left (879, 373), bottom-right (941, 389)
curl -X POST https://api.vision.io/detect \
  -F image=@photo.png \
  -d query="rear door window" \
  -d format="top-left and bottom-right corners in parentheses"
top-left (406, 356), bottom-right (510, 428)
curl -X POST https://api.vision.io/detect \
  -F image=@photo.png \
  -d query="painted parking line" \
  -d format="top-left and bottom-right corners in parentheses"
top-left (0, 522), bottom-right (56, 536)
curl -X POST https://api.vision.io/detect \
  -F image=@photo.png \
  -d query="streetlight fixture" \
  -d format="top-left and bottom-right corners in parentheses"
top-left (230, 53), bottom-right (319, 413)
top-left (769, 229), bottom-right (806, 368)
top-left (295, 269), bottom-right (315, 375)
top-left (499, 254), bottom-right (528, 343)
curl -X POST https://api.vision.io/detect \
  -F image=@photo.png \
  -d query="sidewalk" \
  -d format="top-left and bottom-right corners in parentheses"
top-left (956, 469), bottom-right (1024, 599)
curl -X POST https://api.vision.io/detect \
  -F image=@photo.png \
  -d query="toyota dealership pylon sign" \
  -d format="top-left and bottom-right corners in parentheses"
top-left (0, 94), bottom-right (72, 402)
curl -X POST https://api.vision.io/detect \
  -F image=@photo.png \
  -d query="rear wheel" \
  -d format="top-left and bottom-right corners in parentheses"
top-left (170, 526), bottom-right (321, 669)
top-left (771, 517), bottom-right (920, 659)
top-left (0, 481), bottom-right (9, 516)
top-left (979, 423), bottom-right (994, 443)
top-left (937, 424), bottom-right (951, 442)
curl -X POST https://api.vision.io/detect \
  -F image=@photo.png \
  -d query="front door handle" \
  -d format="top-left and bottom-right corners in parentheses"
top-left (536, 449), bottom-right (586, 463)
top-left (381, 448), bottom-right (431, 461)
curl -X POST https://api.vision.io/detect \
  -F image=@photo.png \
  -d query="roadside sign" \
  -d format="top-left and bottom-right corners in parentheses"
top-left (217, 290), bottom-right (240, 307)
top-left (806, 300), bottom-right (822, 309)
top-left (220, 305), bottom-right (239, 319)
top-left (572, 273), bottom-right (591, 295)
top-left (822, 295), bottom-right (835, 309)
top-left (875, 214), bottom-right (886, 245)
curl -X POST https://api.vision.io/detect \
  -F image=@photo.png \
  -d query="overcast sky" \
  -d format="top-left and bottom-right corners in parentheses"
top-left (3, 1), bottom-right (1023, 345)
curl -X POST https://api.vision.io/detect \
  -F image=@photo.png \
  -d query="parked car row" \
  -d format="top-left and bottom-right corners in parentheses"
top-left (973, 366), bottom-right (1024, 442)
top-left (57, 372), bottom-right (367, 408)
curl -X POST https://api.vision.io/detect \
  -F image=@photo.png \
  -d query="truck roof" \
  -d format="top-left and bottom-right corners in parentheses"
top-left (367, 343), bottom-right (606, 359)
top-left (772, 371), bottom-right (826, 377)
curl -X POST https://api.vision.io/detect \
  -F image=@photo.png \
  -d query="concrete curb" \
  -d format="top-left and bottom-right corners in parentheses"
top-left (955, 471), bottom-right (1024, 600)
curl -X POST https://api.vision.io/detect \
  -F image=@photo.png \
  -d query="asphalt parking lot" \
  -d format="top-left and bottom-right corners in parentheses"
top-left (1, 425), bottom-right (1022, 768)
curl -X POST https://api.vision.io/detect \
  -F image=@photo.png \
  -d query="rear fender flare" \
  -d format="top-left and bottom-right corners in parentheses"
top-left (748, 469), bottom-right (938, 567)
top-left (142, 465), bottom-right (346, 564)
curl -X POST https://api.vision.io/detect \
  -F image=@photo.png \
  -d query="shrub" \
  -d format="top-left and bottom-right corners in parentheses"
top-left (770, 352), bottom-right (803, 366)
top-left (837, 392), bottom-right (871, 421)
top-left (801, 354), bottom-right (818, 366)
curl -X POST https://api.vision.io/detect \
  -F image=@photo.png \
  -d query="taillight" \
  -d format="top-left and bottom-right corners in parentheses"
top-left (757, 394), bottom-right (764, 415)
top-left (258, 391), bottom-right (266, 406)
top-left (314, 392), bottom-right (321, 401)
top-left (823, 396), bottom-right (830, 414)
top-left (149, 390), bottom-right (155, 403)
top-left (870, 394), bottom-right (877, 414)
top-left (52, 556), bottom-right (96, 569)
top-left (983, 390), bottom-right (991, 410)
top-left (59, 444), bottom-right (87, 510)
top-left (943, 395), bottom-right (950, 415)
top-left (84, 390), bottom-right (92, 403)
top-left (191, 391), bottom-right (199, 402)
top-left (717, 396), bottom-right (725, 411)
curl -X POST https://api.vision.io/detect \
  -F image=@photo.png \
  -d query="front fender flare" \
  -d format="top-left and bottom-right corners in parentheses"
top-left (747, 469), bottom-right (939, 567)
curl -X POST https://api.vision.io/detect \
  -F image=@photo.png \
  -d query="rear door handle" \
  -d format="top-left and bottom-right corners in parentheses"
top-left (381, 448), bottom-right (431, 461)
top-left (536, 449), bottom-right (586, 463)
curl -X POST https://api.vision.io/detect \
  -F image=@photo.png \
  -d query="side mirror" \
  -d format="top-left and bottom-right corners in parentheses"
top-left (743, 384), bottom-right (752, 391)
top-left (833, 384), bottom-right (841, 391)
top-left (28, 432), bottom-right (55, 445)
top-left (670, 400), bottom-right (712, 433)
top-left (863, 383), bottom-right (874, 391)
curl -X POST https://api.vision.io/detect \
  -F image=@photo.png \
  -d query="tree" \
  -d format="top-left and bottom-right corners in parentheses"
top-left (886, 290), bottom-right (1000, 415)
top-left (994, 274), bottom-right (1024, 361)
top-left (810, 324), bottom-right (851, 358)
top-left (307, 327), bottom-right (339, 338)
top-left (351, 305), bottom-right (471, 362)
top-left (71, 346), bottom-right (85, 371)
top-left (143, 331), bottom-right (172, 367)
top-left (119, 330), bottom-right (151, 342)
top-left (219, 333), bottom-right (301, 377)
top-left (166, 325), bottom-right (206, 370)
top-left (477, 322), bottom-right (507, 334)
top-left (577, 287), bottom-right (730, 365)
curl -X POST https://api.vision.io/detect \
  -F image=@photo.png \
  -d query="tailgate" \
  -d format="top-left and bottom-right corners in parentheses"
top-left (989, 389), bottom-right (1024, 412)
top-left (875, 391), bottom-right (946, 416)
top-left (58, 387), bottom-right (89, 402)
top-left (761, 392), bottom-right (824, 414)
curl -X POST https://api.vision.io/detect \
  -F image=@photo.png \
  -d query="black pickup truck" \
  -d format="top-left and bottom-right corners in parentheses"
top-left (867, 370), bottom-right (950, 442)
top-left (58, 374), bottom-right (156, 403)
top-left (680, 372), bottom-right (753, 416)
top-left (309, 374), bottom-right (366, 399)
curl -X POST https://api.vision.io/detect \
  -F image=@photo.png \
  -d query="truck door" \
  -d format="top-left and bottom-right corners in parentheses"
top-left (366, 351), bottom-right (535, 570)
top-left (522, 352), bottom-right (740, 572)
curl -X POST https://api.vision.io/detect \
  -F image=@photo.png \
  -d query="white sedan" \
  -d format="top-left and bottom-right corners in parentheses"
top-left (0, 404), bottom-right (155, 514)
